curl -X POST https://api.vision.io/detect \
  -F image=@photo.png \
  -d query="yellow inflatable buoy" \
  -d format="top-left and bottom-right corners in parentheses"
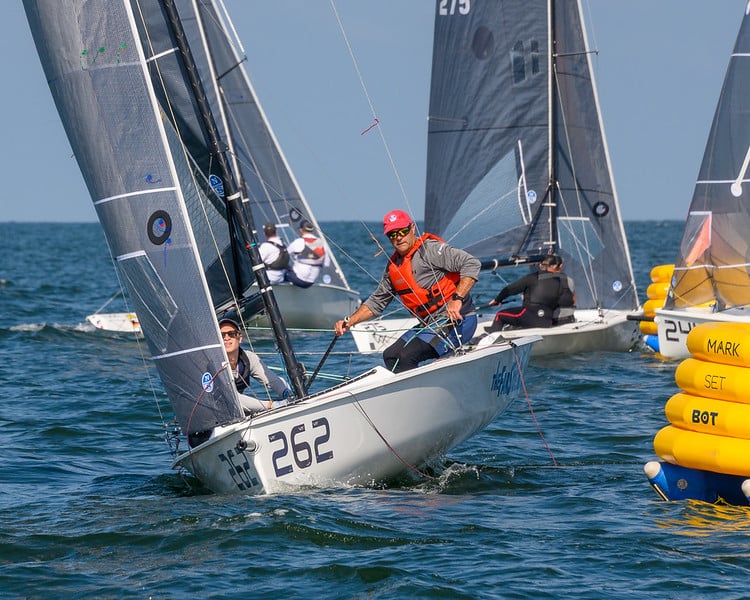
top-left (654, 424), bottom-right (750, 477)
top-left (642, 298), bottom-right (665, 318)
top-left (675, 357), bottom-right (750, 403)
top-left (664, 392), bottom-right (750, 439)
top-left (646, 281), bottom-right (670, 300)
top-left (686, 322), bottom-right (750, 367)
top-left (650, 264), bottom-right (674, 284)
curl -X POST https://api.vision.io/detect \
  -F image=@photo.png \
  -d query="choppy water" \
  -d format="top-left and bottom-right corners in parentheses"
top-left (1, 220), bottom-right (748, 599)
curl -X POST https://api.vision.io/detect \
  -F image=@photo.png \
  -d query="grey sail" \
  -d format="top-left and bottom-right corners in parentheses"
top-left (134, 0), bottom-right (253, 311)
top-left (187, 0), bottom-right (353, 295)
top-left (425, 0), bottom-right (638, 312)
top-left (23, 0), bottom-right (246, 435)
top-left (134, 1), bottom-right (353, 313)
top-left (664, 8), bottom-right (750, 311)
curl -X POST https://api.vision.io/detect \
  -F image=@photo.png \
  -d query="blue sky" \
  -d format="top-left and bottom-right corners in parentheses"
top-left (4, 1), bottom-right (744, 223)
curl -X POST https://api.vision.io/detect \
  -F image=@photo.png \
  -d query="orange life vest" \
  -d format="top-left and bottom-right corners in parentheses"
top-left (388, 233), bottom-right (460, 319)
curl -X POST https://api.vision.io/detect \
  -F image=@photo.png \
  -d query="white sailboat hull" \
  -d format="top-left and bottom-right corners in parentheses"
top-left (85, 312), bottom-right (141, 334)
top-left (350, 309), bottom-right (640, 357)
top-left (655, 306), bottom-right (750, 359)
top-left (172, 336), bottom-right (538, 495)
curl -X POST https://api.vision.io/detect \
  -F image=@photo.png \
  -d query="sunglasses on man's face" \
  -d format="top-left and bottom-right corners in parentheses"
top-left (387, 225), bottom-right (412, 240)
top-left (221, 330), bottom-right (240, 339)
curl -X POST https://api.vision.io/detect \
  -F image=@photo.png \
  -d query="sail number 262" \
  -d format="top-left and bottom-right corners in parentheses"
top-left (438, 0), bottom-right (470, 15)
top-left (268, 418), bottom-right (333, 477)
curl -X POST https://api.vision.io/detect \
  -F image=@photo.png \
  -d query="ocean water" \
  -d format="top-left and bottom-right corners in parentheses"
top-left (1, 220), bottom-right (748, 599)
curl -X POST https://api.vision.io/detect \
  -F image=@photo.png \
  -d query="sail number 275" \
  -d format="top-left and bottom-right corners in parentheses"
top-left (438, 0), bottom-right (470, 15)
top-left (438, 0), bottom-right (471, 17)
top-left (268, 418), bottom-right (333, 477)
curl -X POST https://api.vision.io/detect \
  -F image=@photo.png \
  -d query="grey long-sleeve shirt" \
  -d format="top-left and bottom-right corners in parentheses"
top-left (363, 237), bottom-right (480, 318)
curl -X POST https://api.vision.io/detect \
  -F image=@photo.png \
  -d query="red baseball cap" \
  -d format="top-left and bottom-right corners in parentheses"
top-left (383, 209), bottom-right (412, 234)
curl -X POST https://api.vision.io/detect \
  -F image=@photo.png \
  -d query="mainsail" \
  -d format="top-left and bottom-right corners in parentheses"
top-left (22, 0), bottom-right (294, 436)
top-left (664, 7), bottom-right (750, 311)
top-left (424, 0), bottom-right (638, 312)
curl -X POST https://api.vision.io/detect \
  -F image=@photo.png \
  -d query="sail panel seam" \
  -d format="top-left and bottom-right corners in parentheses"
top-left (153, 344), bottom-right (223, 361)
top-left (94, 187), bottom-right (177, 206)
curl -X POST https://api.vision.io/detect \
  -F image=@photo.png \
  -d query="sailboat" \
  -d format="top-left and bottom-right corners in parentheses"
top-left (643, 5), bottom-right (750, 506)
top-left (350, 0), bottom-right (641, 357)
top-left (85, 290), bottom-right (142, 334)
top-left (654, 2), bottom-right (750, 360)
top-left (78, 0), bottom-right (360, 335)
top-left (24, 0), bottom-right (539, 495)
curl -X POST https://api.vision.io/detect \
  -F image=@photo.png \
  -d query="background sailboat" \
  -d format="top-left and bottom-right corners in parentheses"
top-left (350, 0), bottom-right (641, 357)
top-left (655, 2), bottom-right (750, 359)
top-left (85, 290), bottom-right (141, 334)
top-left (24, 0), bottom-right (538, 495)
top-left (83, 0), bottom-right (359, 334)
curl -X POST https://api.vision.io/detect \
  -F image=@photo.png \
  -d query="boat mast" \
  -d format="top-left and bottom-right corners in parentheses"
top-left (162, 0), bottom-right (307, 399)
top-left (546, 0), bottom-right (558, 255)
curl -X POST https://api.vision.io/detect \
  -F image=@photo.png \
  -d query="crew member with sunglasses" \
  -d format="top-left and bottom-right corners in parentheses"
top-left (334, 210), bottom-right (480, 373)
top-left (219, 318), bottom-right (291, 413)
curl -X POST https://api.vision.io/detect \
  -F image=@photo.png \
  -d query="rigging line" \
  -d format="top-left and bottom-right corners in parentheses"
top-left (323, 230), bottom-right (383, 287)
top-left (215, 0), bottom-right (246, 55)
top-left (329, 0), bottom-right (412, 213)
top-left (216, 132), bottom-right (352, 287)
top-left (553, 64), bottom-right (600, 306)
top-left (185, 150), bottom-right (245, 316)
top-left (137, 2), bottom-right (282, 398)
top-left (91, 289), bottom-right (123, 314)
top-left (192, 3), bottom-right (258, 296)
top-left (512, 345), bottom-right (557, 467)
top-left (352, 398), bottom-right (436, 480)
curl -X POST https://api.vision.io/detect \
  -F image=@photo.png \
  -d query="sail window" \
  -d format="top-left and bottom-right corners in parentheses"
top-left (530, 41), bottom-right (540, 74)
top-left (681, 211), bottom-right (712, 266)
top-left (557, 217), bottom-right (604, 264)
top-left (511, 40), bottom-right (542, 84)
top-left (118, 252), bottom-right (178, 352)
top-left (511, 41), bottom-right (525, 83)
top-left (472, 26), bottom-right (494, 60)
top-left (441, 150), bottom-right (524, 247)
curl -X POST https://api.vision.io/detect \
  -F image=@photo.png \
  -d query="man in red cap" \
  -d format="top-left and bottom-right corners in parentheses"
top-left (334, 210), bottom-right (480, 372)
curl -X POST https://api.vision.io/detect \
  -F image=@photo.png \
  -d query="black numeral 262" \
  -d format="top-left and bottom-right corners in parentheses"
top-left (268, 418), bottom-right (333, 477)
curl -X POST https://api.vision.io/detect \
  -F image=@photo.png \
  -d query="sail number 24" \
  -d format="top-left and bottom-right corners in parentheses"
top-left (438, 0), bottom-right (470, 16)
top-left (268, 418), bottom-right (333, 477)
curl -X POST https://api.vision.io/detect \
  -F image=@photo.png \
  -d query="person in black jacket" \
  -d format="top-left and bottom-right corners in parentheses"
top-left (548, 255), bottom-right (576, 325)
top-left (485, 254), bottom-right (575, 332)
